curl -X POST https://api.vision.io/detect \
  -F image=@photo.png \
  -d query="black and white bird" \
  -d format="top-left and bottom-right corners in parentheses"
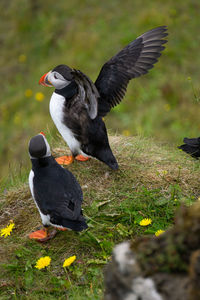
top-left (178, 137), bottom-right (200, 159)
top-left (39, 26), bottom-right (168, 170)
top-left (28, 132), bottom-right (88, 242)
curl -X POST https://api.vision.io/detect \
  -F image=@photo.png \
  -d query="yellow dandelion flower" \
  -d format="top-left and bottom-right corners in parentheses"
top-left (35, 92), bottom-right (45, 102)
top-left (35, 256), bottom-right (51, 270)
top-left (162, 170), bottom-right (168, 175)
top-left (139, 218), bottom-right (152, 226)
top-left (63, 255), bottom-right (76, 268)
top-left (187, 76), bottom-right (191, 81)
top-left (25, 89), bottom-right (33, 98)
top-left (122, 130), bottom-right (131, 137)
top-left (0, 221), bottom-right (15, 238)
top-left (164, 104), bottom-right (171, 112)
top-left (155, 230), bottom-right (165, 237)
top-left (14, 113), bottom-right (21, 125)
top-left (18, 54), bottom-right (27, 63)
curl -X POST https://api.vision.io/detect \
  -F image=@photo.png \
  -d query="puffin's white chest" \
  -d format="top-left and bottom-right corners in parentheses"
top-left (49, 92), bottom-right (81, 153)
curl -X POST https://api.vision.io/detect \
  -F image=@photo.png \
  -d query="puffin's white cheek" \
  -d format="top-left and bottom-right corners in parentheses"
top-left (49, 75), bottom-right (71, 89)
top-left (55, 79), bottom-right (71, 89)
top-left (55, 82), bottom-right (66, 89)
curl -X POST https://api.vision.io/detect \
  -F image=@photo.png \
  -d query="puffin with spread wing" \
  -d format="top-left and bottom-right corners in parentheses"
top-left (39, 26), bottom-right (168, 169)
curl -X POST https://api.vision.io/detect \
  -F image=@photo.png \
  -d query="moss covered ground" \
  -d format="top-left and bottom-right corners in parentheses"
top-left (0, 135), bottom-right (199, 299)
top-left (1, 0), bottom-right (200, 177)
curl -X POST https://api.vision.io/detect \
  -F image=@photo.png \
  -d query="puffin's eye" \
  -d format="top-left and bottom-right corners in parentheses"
top-left (54, 73), bottom-right (58, 79)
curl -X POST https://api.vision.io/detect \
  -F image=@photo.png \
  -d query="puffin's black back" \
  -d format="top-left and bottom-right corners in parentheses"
top-left (31, 157), bottom-right (87, 231)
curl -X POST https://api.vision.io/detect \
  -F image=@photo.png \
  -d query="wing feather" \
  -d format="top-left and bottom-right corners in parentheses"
top-left (73, 69), bottom-right (99, 119)
top-left (95, 26), bottom-right (168, 117)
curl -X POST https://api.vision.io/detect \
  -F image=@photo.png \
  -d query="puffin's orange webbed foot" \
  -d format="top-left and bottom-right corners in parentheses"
top-left (29, 229), bottom-right (57, 242)
top-left (57, 227), bottom-right (68, 231)
top-left (55, 155), bottom-right (74, 165)
top-left (29, 229), bottom-right (47, 240)
top-left (75, 155), bottom-right (90, 162)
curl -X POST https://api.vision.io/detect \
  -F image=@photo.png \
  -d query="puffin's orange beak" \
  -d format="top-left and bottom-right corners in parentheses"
top-left (39, 72), bottom-right (53, 87)
top-left (39, 131), bottom-right (45, 136)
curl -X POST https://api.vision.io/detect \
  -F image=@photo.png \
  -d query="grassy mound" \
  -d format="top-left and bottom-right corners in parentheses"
top-left (0, 135), bottom-right (199, 299)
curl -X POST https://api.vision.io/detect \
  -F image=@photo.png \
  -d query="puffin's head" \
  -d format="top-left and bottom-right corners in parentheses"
top-left (29, 132), bottom-right (51, 159)
top-left (39, 64), bottom-right (73, 90)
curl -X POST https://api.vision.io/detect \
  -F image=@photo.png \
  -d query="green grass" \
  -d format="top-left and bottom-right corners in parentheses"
top-left (1, 0), bottom-right (200, 177)
top-left (0, 135), bottom-right (199, 299)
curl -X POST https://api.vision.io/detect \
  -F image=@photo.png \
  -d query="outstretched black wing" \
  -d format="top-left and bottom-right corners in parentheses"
top-left (95, 26), bottom-right (168, 117)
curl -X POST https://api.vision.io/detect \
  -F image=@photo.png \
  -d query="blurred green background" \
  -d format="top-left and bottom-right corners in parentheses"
top-left (1, 0), bottom-right (200, 178)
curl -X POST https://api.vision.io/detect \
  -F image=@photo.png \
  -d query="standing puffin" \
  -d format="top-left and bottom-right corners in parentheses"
top-left (39, 26), bottom-right (168, 170)
top-left (28, 132), bottom-right (88, 242)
